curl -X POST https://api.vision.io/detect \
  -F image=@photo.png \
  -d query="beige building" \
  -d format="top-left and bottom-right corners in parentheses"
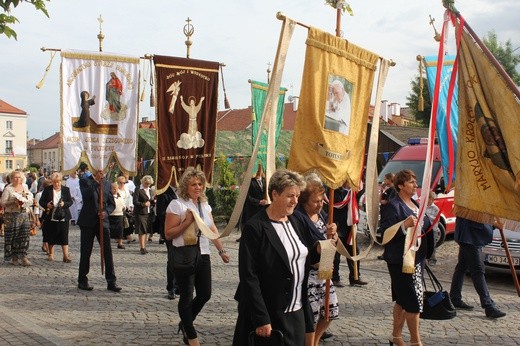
top-left (27, 133), bottom-right (61, 173)
top-left (0, 99), bottom-right (28, 174)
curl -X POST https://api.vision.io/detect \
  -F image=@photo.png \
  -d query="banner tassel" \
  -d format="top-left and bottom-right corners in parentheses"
top-left (149, 57), bottom-right (155, 107)
top-left (36, 51), bottom-right (56, 89)
top-left (220, 64), bottom-right (231, 109)
top-left (417, 55), bottom-right (425, 112)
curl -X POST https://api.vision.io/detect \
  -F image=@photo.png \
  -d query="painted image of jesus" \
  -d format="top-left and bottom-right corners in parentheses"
top-left (324, 76), bottom-right (353, 135)
top-left (181, 95), bottom-right (205, 137)
top-left (176, 95), bottom-right (206, 149)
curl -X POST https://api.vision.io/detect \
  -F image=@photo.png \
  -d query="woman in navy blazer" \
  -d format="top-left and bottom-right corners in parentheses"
top-left (379, 170), bottom-right (434, 346)
top-left (39, 172), bottom-right (73, 262)
top-left (233, 169), bottom-right (317, 346)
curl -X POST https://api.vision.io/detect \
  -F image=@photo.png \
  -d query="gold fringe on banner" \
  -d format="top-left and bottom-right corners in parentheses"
top-left (61, 51), bottom-right (139, 64)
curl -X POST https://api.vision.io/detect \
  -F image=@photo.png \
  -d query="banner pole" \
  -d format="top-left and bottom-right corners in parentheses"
top-left (496, 220), bottom-right (520, 296)
top-left (99, 177), bottom-right (105, 275)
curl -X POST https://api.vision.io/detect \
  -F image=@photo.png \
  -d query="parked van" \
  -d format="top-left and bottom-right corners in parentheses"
top-left (377, 138), bottom-right (455, 246)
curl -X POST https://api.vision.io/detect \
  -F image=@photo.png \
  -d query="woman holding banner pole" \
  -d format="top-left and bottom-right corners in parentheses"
top-left (379, 169), bottom-right (434, 346)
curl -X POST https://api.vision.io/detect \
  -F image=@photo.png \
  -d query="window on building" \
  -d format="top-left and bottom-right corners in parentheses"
top-left (52, 152), bottom-right (55, 160)
top-left (44, 152), bottom-right (47, 159)
top-left (6, 121), bottom-right (12, 130)
top-left (5, 140), bottom-right (12, 155)
top-left (6, 160), bottom-right (12, 170)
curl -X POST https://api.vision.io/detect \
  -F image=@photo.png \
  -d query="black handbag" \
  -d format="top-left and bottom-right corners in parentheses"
top-left (172, 243), bottom-right (201, 276)
top-left (420, 264), bottom-right (457, 320)
top-left (171, 202), bottom-right (204, 276)
top-left (52, 199), bottom-right (66, 220)
top-left (248, 330), bottom-right (284, 346)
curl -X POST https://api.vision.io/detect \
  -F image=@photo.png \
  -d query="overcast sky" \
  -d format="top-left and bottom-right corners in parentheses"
top-left (1, 0), bottom-right (518, 140)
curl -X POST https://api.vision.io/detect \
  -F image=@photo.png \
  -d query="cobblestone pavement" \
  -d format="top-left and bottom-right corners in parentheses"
top-left (0, 226), bottom-right (519, 345)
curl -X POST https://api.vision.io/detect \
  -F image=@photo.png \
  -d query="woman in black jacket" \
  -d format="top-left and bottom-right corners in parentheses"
top-left (379, 170), bottom-right (434, 346)
top-left (39, 172), bottom-right (73, 262)
top-left (233, 169), bottom-right (320, 346)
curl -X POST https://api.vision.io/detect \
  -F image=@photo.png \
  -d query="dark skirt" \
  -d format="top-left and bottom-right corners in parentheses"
top-left (109, 215), bottom-right (124, 239)
top-left (134, 213), bottom-right (149, 235)
top-left (45, 220), bottom-right (70, 246)
top-left (387, 262), bottom-right (424, 313)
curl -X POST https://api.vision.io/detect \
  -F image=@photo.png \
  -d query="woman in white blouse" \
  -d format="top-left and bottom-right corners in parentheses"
top-left (165, 167), bottom-right (230, 346)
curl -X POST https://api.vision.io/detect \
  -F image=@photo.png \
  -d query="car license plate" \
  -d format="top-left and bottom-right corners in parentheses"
top-left (486, 255), bottom-right (520, 266)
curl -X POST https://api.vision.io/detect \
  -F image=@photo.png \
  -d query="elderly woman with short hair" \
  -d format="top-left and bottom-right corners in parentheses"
top-left (293, 173), bottom-right (339, 345)
top-left (133, 175), bottom-right (155, 255)
top-left (39, 172), bottom-right (73, 262)
top-left (1, 170), bottom-right (33, 266)
top-left (233, 168), bottom-right (320, 346)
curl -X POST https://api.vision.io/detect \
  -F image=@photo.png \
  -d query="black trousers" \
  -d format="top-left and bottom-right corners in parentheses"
top-left (332, 231), bottom-right (361, 281)
top-left (78, 225), bottom-right (116, 285)
top-left (165, 240), bottom-right (177, 292)
top-left (177, 254), bottom-right (212, 339)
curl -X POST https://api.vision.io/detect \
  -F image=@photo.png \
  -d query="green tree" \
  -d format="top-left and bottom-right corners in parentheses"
top-left (483, 30), bottom-right (520, 85)
top-left (212, 155), bottom-right (238, 221)
top-left (406, 75), bottom-right (431, 126)
top-left (0, 0), bottom-right (49, 40)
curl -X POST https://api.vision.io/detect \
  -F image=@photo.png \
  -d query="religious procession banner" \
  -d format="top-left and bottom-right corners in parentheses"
top-left (154, 55), bottom-right (219, 194)
top-left (250, 80), bottom-right (286, 172)
top-left (288, 27), bottom-right (379, 189)
top-left (424, 55), bottom-right (459, 188)
top-left (61, 50), bottom-right (140, 174)
top-left (455, 28), bottom-right (520, 230)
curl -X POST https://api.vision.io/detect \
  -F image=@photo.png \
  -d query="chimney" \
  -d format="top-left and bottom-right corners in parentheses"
top-left (288, 96), bottom-right (300, 112)
top-left (381, 100), bottom-right (388, 122)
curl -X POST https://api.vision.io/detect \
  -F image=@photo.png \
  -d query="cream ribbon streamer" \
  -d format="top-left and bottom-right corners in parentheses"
top-left (185, 208), bottom-right (219, 242)
top-left (318, 240), bottom-right (336, 280)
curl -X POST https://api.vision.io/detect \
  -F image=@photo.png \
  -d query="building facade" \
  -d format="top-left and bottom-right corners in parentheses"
top-left (0, 99), bottom-right (28, 174)
top-left (27, 132), bottom-right (61, 173)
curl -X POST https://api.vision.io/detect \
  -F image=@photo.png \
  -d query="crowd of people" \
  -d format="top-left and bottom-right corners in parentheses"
top-left (0, 165), bottom-right (508, 345)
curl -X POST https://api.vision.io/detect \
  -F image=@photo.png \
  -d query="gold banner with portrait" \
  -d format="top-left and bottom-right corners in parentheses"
top-left (288, 27), bottom-right (379, 189)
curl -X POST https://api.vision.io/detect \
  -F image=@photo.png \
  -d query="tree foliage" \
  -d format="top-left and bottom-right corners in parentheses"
top-left (212, 155), bottom-right (239, 221)
top-left (0, 0), bottom-right (49, 40)
top-left (406, 75), bottom-right (431, 126)
top-left (483, 30), bottom-right (520, 85)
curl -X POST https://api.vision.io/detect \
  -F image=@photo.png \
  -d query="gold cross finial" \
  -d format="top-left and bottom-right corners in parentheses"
top-left (429, 15), bottom-right (441, 42)
top-left (97, 14), bottom-right (105, 52)
top-left (184, 17), bottom-right (195, 58)
top-left (97, 15), bottom-right (104, 32)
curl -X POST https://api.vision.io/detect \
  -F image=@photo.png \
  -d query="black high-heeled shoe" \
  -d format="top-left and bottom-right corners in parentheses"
top-left (177, 322), bottom-right (188, 345)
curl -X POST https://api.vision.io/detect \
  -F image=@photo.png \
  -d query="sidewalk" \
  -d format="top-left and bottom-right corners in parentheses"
top-left (0, 226), bottom-right (518, 345)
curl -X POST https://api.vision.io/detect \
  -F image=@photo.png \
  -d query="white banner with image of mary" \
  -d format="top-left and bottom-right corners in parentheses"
top-left (61, 50), bottom-right (140, 174)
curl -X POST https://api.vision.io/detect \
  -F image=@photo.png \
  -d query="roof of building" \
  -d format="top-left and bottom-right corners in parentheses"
top-left (0, 99), bottom-right (27, 115)
top-left (379, 123), bottom-right (430, 146)
top-left (217, 103), bottom-right (297, 131)
top-left (31, 132), bottom-right (60, 149)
